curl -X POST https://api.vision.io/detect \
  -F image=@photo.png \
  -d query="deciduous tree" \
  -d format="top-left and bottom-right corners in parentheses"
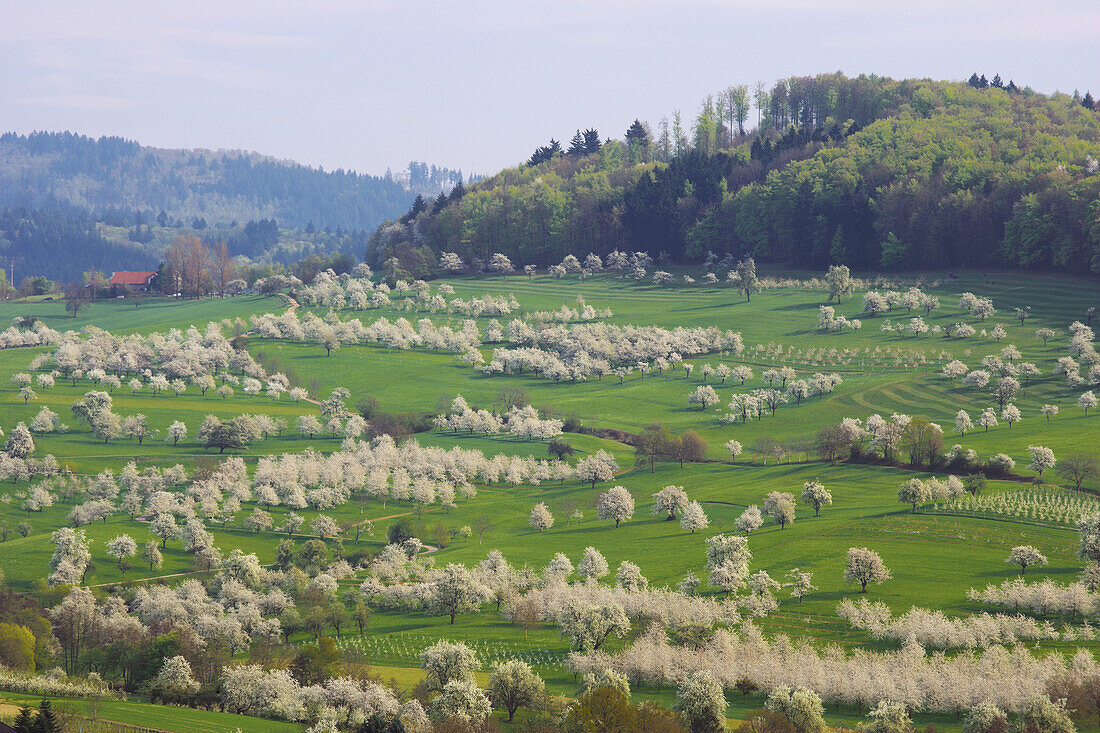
top-left (844, 547), bottom-right (891, 592)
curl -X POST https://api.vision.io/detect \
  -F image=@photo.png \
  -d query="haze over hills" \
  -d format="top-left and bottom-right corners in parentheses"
top-left (4, 74), bottom-right (1100, 285)
top-left (0, 131), bottom-right (468, 281)
top-left (369, 73), bottom-right (1100, 278)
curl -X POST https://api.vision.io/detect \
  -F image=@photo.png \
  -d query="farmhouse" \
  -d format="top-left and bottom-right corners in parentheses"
top-left (108, 270), bottom-right (157, 291)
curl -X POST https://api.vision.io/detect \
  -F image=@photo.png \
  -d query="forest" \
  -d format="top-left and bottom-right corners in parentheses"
top-left (0, 132), bottom-right (429, 231)
top-left (370, 74), bottom-right (1100, 275)
top-left (0, 132), bottom-right (475, 281)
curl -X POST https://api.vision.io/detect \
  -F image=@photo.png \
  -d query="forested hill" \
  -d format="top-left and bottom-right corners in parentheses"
top-left (0, 132), bottom-right (472, 232)
top-left (369, 74), bottom-right (1100, 276)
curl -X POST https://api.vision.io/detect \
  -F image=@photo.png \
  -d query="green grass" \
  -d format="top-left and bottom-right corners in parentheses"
top-left (250, 271), bottom-right (1100, 468)
top-left (0, 691), bottom-right (300, 732)
top-left (2, 269), bottom-right (1100, 730)
top-left (0, 294), bottom-right (281, 335)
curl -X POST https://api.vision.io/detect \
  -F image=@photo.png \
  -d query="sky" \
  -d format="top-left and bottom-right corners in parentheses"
top-left (3, 1), bottom-right (1097, 177)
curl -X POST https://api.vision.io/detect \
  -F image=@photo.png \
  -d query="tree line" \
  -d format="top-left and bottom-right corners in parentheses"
top-left (371, 73), bottom-right (1100, 275)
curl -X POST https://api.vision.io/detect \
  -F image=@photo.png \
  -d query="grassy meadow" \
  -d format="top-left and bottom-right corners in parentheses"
top-left (1, 268), bottom-right (1099, 731)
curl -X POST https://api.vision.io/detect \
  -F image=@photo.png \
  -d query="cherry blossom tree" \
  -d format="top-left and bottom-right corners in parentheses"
top-left (167, 421), bottom-right (187, 445)
top-left (1027, 445), bottom-right (1056, 480)
top-left (544, 553), bottom-right (574, 582)
top-left (48, 527), bottom-right (91, 586)
top-left (4, 423), bottom-right (35, 458)
top-left (706, 534), bottom-right (751, 596)
top-left (142, 542), bottom-right (162, 570)
top-left (897, 478), bottom-right (932, 512)
top-left (1077, 514), bottom-right (1100, 564)
top-left (576, 450), bottom-right (618, 489)
top-left (487, 253), bottom-right (515, 275)
top-left (688, 385), bottom-right (720, 410)
top-left (121, 414), bottom-right (150, 445)
top-left (736, 506), bottom-right (763, 533)
top-left (296, 415), bottom-right (322, 438)
top-left (991, 377), bottom-right (1020, 409)
top-left (844, 547), bottom-right (891, 592)
top-left (725, 440), bottom-right (743, 461)
top-left (149, 512), bottom-right (178, 548)
top-left (597, 486), bottom-right (635, 528)
top-left (784, 569), bottom-right (817, 603)
top-left (106, 533), bottom-right (137, 572)
top-left (941, 361), bottom-right (968, 379)
top-left (1015, 698), bottom-right (1074, 733)
top-left (963, 370), bottom-right (990, 389)
top-left (488, 659), bottom-right (544, 722)
top-left (977, 408), bottom-right (998, 432)
top-left (766, 686), bottom-right (826, 733)
top-left (529, 502), bottom-right (554, 532)
top-left (428, 564), bottom-right (490, 624)
top-left (825, 265), bottom-right (853, 304)
top-left (558, 599), bottom-right (630, 652)
top-left (614, 561), bottom-right (647, 591)
top-left (152, 656), bottom-right (200, 701)
top-left (674, 670), bottom-right (727, 733)
top-left (680, 501), bottom-right (709, 534)
top-left (652, 485), bottom-right (689, 520)
top-left (577, 547), bottom-right (609, 582)
top-left (763, 491), bottom-right (796, 528)
top-left (439, 252), bottom-right (464, 272)
top-left (1006, 545), bottom-right (1047, 574)
top-left (421, 640), bottom-right (478, 691)
top-left (799, 481), bottom-right (832, 517)
top-left (863, 700), bottom-right (911, 733)
top-left (311, 514), bottom-right (340, 539)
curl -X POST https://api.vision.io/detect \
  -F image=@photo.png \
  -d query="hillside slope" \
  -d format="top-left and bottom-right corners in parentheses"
top-left (0, 132), bottom-right (474, 281)
top-left (0, 131), bottom-right (421, 231)
top-left (370, 74), bottom-right (1100, 275)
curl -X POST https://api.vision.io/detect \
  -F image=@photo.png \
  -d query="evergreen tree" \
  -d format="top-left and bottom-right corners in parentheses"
top-left (405, 194), bottom-right (427, 221)
top-left (33, 699), bottom-right (61, 733)
top-left (430, 192), bottom-right (448, 215)
top-left (529, 138), bottom-right (564, 166)
top-left (567, 130), bottom-right (586, 156)
top-left (625, 119), bottom-right (649, 150)
top-left (582, 128), bottom-right (602, 155)
top-left (978, 74), bottom-right (989, 88)
top-left (448, 180), bottom-right (465, 202)
top-left (991, 73), bottom-right (1003, 88)
top-left (1083, 91), bottom-right (1095, 110)
top-left (967, 73), bottom-right (981, 88)
top-left (13, 706), bottom-right (34, 733)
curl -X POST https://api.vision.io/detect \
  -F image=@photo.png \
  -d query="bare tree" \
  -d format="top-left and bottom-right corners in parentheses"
top-left (1056, 453), bottom-right (1099, 491)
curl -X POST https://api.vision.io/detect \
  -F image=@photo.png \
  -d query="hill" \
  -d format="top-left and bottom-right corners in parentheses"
top-left (0, 132), bottom-right (472, 281)
top-left (0, 267), bottom-right (1098, 731)
top-left (370, 73), bottom-right (1100, 276)
top-left (0, 131), bottom-right (472, 231)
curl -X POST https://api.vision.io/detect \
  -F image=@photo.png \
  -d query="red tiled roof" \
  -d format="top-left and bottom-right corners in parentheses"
top-left (109, 271), bottom-right (157, 286)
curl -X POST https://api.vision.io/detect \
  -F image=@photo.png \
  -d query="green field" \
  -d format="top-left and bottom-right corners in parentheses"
top-left (1, 270), bottom-right (1099, 731)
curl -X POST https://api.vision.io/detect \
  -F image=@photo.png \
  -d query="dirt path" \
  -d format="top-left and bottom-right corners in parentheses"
top-left (281, 293), bottom-right (301, 315)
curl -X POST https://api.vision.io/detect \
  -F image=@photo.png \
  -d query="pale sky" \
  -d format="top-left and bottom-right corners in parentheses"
top-left (2, 1), bottom-right (1096, 177)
